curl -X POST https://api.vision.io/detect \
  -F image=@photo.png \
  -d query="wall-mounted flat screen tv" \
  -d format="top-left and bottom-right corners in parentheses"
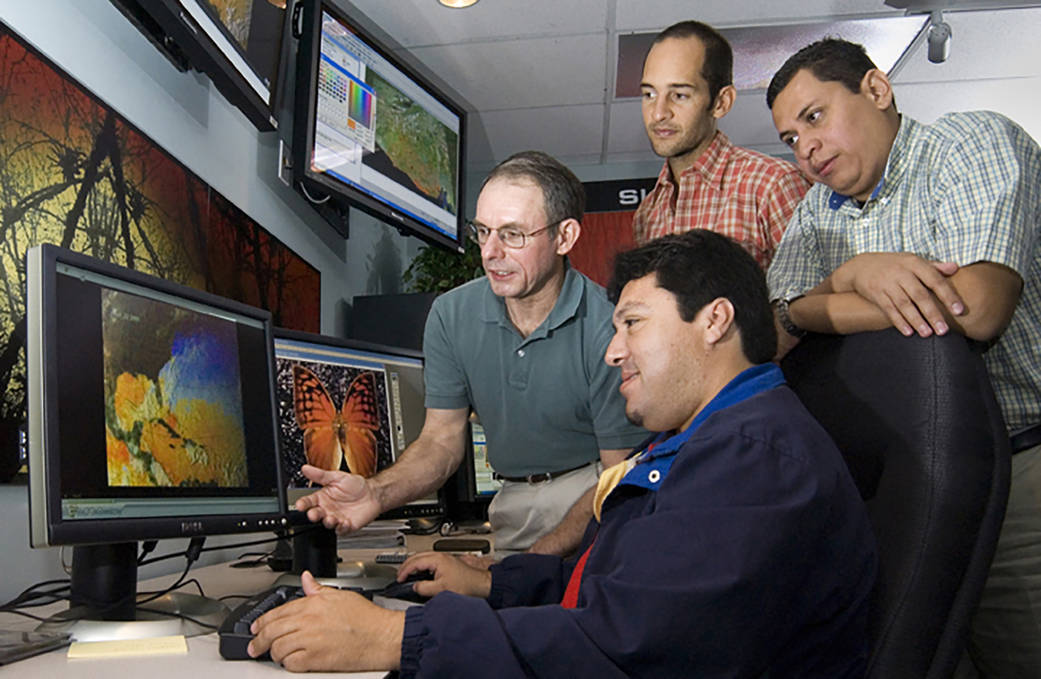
top-left (109, 0), bottom-right (286, 131)
top-left (291, 0), bottom-right (466, 252)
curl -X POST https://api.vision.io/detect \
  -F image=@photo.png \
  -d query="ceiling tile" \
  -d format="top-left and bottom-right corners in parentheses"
top-left (345, 0), bottom-right (609, 47)
top-left (892, 7), bottom-right (1041, 81)
top-left (605, 99), bottom-right (649, 156)
top-left (614, 0), bottom-right (898, 31)
top-left (474, 105), bottom-right (605, 165)
top-left (408, 34), bottom-right (608, 110)
top-left (615, 16), bottom-right (927, 97)
top-left (719, 94), bottom-right (790, 155)
top-left (893, 76), bottom-right (1041, 142)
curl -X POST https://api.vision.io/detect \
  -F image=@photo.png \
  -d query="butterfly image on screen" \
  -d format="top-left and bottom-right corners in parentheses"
top-left (292, 365), bottom-right (380, 478)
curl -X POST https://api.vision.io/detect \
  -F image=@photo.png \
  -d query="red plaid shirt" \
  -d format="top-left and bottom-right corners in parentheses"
top-left (633, 131), bottom-right (811, 270)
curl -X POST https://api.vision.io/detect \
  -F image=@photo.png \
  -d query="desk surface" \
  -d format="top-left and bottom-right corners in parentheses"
top-left (0, 532), bottom-right (495, 676)
top-left (0, 546), bottom-right (406, 678)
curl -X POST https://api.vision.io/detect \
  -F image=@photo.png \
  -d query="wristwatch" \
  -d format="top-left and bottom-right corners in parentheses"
top-left (775, 297), bottom-right (806, 339)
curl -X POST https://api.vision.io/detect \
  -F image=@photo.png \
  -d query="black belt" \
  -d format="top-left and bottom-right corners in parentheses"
top-left (493, 462), bottom-right (592, 484)
top-left (1011, 424), bottom-right (1041, 455)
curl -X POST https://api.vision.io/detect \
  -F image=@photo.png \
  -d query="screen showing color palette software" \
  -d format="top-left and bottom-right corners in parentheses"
top-left (293, 0), bottom-right (465, 252)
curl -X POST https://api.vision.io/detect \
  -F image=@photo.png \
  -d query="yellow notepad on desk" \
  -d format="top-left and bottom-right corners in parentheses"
top-left (67, 634), bottom-right (188, 659)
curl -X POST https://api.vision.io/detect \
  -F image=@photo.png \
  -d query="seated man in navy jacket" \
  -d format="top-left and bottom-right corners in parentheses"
top-left (248, 229), bottom-right (878, 678)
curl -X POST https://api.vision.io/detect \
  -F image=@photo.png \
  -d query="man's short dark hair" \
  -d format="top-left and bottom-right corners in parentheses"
top-left (651, 21), bottom-right (733, 104)
top-left (766, 38), bottom-right (879, 109)
top-left (481, 150), bottom-right (585, 227)
top-left (608, 230), bottom-right (776, 364)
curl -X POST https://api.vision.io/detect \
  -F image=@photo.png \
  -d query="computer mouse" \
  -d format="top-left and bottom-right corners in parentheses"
top-left (404, 517), bottom-right (443, 535)
top-left (379, 570), bottom-right (435, 601)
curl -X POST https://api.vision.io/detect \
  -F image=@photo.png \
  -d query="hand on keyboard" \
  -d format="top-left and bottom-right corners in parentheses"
top-left (242, 571), bottom-right (407, 673)
top-left (219, 584), bottom-right (306, 660)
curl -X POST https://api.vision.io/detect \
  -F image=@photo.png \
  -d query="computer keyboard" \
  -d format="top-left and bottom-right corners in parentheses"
top-left (220, 582), bottom-right (383, 660)
top-left (219, 584), bottom-right (306, 660)
top-left (219, 577), bottom-right (427, 660)
top-left (374, 551), bottom-right (409, 565)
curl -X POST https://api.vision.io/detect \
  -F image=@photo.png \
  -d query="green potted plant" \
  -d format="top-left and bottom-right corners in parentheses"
top-left (402, 237), bottom-right (483, 294)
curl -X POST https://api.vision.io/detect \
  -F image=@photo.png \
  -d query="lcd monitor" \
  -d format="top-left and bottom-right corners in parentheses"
top-left (469, 422), bottom-right (501, 499)
top-left (273, 328), bottom-right (443, 520)
top-left (26, 244), bottom-right (287, 633)
top-left (291, 0), bottom-right (466, 252)
top-left (443, 421), bottom-right (501, 525)
top-left (109, 0), bottom-right (286, 131)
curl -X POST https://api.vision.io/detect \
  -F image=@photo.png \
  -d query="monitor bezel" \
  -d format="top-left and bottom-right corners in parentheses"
top-left (108, 0), bottom-right (285, 131)
top-left (27, 243), bottom-right (289, 548)
top-left (272, 326), bottom-right (444, 522)
top-left (290, 0), bottom-right (467, 254)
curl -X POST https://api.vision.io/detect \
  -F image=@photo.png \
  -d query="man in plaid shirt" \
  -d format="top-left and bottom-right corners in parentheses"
top-left (766, 38), bottom-right (1041, 678)
top-left (634, 21), bottom-right (810, 270)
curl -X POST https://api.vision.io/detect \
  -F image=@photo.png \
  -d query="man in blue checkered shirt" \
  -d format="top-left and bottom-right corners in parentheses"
top-left (765, 38), bottom-right (1041, 678)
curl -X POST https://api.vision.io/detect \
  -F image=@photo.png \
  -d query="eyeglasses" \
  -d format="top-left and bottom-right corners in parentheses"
top-left (467, 220), bottom-right (559, 249)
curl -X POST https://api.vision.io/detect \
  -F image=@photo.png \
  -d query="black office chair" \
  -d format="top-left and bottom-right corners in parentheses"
top-left (781, 329), bottom-right (1011, 679)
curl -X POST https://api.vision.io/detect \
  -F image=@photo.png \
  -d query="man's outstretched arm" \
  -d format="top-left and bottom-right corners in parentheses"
top-left (295, 407), bottom-right (469, 533)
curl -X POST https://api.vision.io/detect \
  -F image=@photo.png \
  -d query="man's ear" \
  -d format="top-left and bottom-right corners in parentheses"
top-left (702, 297), bottom-right (736, 345)
top-left (555, 218), bottom-right (581, 256)
top-left (860, 68), bottom-right (894, 112)
top-left (712, 84), bottom-right (736, 120)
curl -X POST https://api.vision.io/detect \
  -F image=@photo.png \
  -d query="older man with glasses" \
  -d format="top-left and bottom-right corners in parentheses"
top-left (295, 150), bottom-right (647, 555)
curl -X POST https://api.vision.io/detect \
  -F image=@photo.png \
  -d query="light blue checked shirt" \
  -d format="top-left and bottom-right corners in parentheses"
top-left (768, 112), bottom-right (1041, 433)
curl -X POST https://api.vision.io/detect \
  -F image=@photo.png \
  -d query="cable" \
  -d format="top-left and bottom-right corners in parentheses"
top-left (2, 589), bottom-right (70, 610)
top-left (299, 181), bottom-right (331, 204)
top-left (218, 592), bottom-right (255, 602)
top-left (0, 579), bottom-right (71, 612)
top-left (138, 539), bottom-right (159, 564)
top-left (4, 532), bottom-right (299, 619)
top-left (229, 549), bottom-right (277, 569)
top-left (0, 608), bottom-right (50, 622)
top-left (135, 537), bottom-right (205, 607)
top-left (137, 532), bottom-right (288, 568)
top-left (133, 564), bottom-right (192, 606)
top-left (134, 605), bottom-right (220, 631)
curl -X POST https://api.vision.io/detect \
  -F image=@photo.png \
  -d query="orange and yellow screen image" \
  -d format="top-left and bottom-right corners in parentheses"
top-left (102, 289), bottom-right (249, 488)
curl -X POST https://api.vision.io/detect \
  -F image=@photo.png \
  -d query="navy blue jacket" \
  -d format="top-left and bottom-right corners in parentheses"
top-left (400, 365), bottom-right (877, 678)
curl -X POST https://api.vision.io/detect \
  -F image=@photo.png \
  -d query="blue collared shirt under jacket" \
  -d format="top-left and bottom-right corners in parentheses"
top-left (400, 365), bottom-right (878, 678)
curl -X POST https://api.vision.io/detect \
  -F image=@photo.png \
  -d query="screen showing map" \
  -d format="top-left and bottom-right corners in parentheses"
top-left (309, 7), bottom-right (461, 243)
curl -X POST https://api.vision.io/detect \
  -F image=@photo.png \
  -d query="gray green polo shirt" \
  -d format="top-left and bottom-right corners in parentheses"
top-left (423, 265), bottom-right (648, 477)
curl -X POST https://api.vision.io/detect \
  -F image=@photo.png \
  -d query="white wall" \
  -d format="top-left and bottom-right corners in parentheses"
top-left (0, 0), bottom-right (426, 604)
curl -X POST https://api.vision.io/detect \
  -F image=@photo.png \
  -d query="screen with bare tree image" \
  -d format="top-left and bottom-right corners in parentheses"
top-left (0, 21), bottom-right (320, 480)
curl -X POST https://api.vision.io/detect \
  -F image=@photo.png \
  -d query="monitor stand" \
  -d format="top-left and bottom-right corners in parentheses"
top-left (272, 526), bottom-right (396, 591)
top-left (36, 542), bottom-right (228, 642)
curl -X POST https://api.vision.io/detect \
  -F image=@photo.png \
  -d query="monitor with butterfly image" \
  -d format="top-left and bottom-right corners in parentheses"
top-left (25, 244), bottom-right (288, 639)
top-left (272, 327), bottom-right (443, 521)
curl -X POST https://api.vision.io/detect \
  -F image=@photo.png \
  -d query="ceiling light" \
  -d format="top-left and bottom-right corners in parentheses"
top-left (439, 0), bottom-right (480, 7)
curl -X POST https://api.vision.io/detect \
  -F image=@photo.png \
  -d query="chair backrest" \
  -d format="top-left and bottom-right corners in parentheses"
top-left (781, 329), bottom-right (1011, 679)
